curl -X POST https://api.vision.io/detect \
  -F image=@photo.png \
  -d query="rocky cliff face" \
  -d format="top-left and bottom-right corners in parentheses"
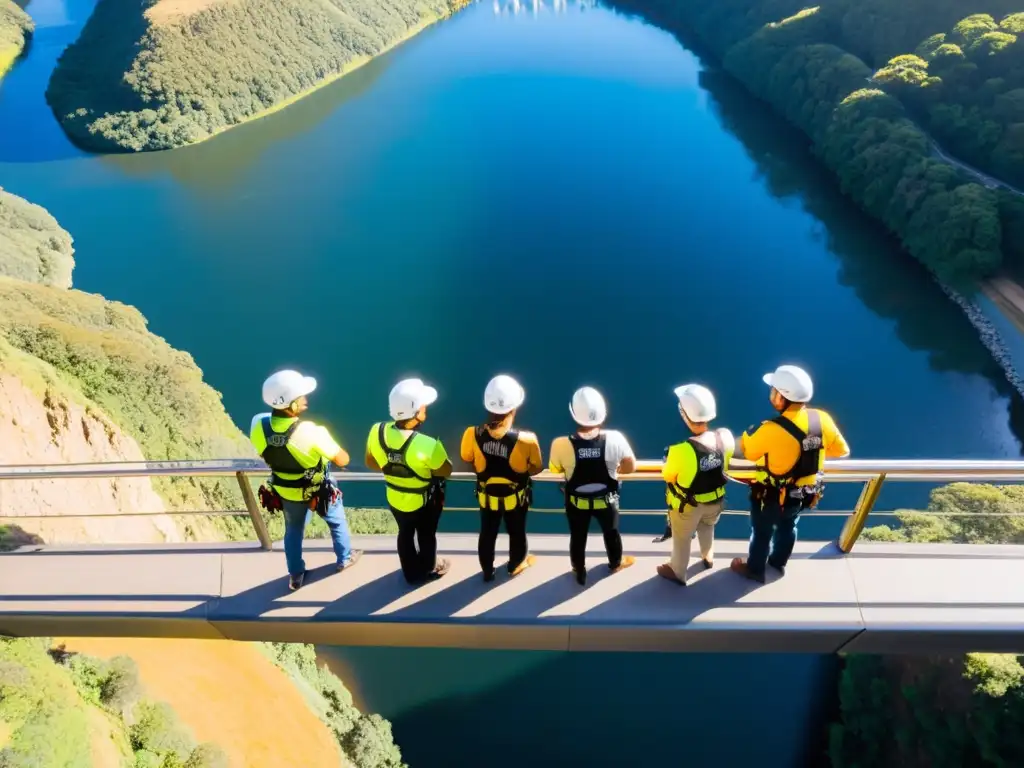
top-left (0, 367), bottom-right (182, 545)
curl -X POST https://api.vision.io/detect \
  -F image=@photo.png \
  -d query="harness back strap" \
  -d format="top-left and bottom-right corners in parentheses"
top-left (261, 418), bottom-right (324, 489)
top-left (767, 409), bottom-right (823, 485)
top-left (378, 423), bottom-right (431, 495)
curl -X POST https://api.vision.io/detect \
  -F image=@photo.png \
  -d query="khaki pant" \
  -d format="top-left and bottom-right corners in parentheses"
top-left (670, 501), bottom-right (724, 578)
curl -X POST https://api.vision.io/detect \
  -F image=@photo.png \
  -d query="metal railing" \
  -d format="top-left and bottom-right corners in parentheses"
top-left (2, 457), bottom-right (1024, 553)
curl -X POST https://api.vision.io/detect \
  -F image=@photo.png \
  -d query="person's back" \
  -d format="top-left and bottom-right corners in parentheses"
top-left (732, 365), bottom-right (849, 584)
top-left (657, 383), bottom-right (734, 585)
top-left (549, 387), bottom-right (636, 585)
top-left (250, 370), bottom-right (359, 592)
top-left (460, 374), bottom-right (543, 581)
top-left (365, 378), bottom-right (452, 585)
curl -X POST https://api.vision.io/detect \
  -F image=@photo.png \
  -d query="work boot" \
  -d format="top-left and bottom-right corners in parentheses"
top-left (656, 563), bottom-right (685, 586)
top-left (508, 554), bottom-right (536, 578)
top-left (572, 567), bottom-right (586, 586)
top-left (652, 523), bottom-right (672, 543)
top-left (702, 558), bottom-right (713, 570)
top-left (610, 555), bottom-right (636, 573)
top-left (730, 558), bottom-right (765, 584)
top-left (337, 550), bottom-right (363, 572)
top-left (482, 569), bottom-right (496, 583)
top-left (288, 571), bottom-right (307, 591)
top-left (767, 559), bottom-right (786, 577)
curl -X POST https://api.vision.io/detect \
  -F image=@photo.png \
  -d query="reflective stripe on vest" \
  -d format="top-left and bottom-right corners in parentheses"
top-left (259, 417), bottom-right (324, 492)
top-left (764, 410), bottom-right (823, 487)
top-left (668, 432), bottom-right (726, 507)
top-left (377, 423), bottom-right (431, 502)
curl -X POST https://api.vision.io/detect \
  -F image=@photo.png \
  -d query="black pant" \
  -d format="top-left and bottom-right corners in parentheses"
top-left (566, 503), bottom-right (623, 573)
top-left (391, 504), bottom-right (440, 583)
top-left (478, 504), bottom-right (529, 575)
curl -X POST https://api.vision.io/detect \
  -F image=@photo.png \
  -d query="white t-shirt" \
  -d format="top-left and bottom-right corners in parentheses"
top-left (549, 429), bottom-right (635, 493)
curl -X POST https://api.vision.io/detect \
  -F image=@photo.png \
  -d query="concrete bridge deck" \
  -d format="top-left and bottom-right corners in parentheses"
top-left (1, 534), bottom-right (1022, 654)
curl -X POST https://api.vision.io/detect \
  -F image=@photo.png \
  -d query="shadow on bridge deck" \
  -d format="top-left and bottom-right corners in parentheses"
top-left (1, 535), bottom-right (1022, 654)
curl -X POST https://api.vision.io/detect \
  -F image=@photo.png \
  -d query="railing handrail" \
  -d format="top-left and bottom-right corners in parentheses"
top-left (3, 457), bottom-right (1024, 481)
top-left (3, 457), bottom-right (1021, 555)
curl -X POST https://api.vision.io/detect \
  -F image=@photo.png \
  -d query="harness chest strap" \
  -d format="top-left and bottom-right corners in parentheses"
top-left (260, 417), bottom-right (324, 490)
top-left (668, 431), bottom-right (726, 506)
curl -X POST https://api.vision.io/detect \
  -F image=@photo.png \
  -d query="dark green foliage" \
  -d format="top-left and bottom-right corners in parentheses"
top-left (863, 482), bottom-right (1024, 544)
top-left (183, 743), bottom-right (229, 768)
top-left (47, 0), bottom-right (465, 152)
top-left (130, 701), bottom-right (194, 760)
top-left (608, 0), bottom-right (1015, 285)
top-left (258, 642), bottom-right (405, 767)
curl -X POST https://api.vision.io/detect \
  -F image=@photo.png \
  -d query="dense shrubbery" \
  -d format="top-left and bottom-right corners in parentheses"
top-left (827, 483), bottom-right (1024, 766)
top-left (0, 187), bottom-right (75, 288)
top-left (0, 0), bottom-right (31, 76)
top-left (609, 0), bottom-right (1022, 285)
top-left (0, 638), bottom-right (227, 768)
top-left (258, 642), bottom-right (404, 768)
top-left (47, 0), bottom-right (467, 152)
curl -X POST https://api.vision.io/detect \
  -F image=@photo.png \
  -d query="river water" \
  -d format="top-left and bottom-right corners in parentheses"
top-left (4, 1), bottom-right (1018, 764)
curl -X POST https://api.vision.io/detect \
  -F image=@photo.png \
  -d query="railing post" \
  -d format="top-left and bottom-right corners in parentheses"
top-left (837, 473), bottom-right (886, 553)
top-left (236, 471), bottom-right (273, 551)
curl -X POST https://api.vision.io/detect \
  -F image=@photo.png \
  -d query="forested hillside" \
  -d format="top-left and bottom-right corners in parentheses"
top-left (827, 482), bottom-right (1024, 767)
top-left (47, 0), bottom-right (469, 152)
top-left (609, 0), bottom-right (1024, 286)
top-left (0, 0), bottom-right (31, 77)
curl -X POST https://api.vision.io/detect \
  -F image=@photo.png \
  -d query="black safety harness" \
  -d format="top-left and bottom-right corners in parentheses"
top-left (565, 433), bottom-right (620, 510)
top-left (474, 426), bottom-right (531, 510)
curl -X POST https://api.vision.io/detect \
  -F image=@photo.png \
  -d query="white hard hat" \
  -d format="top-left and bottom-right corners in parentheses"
top-left (262, 370), bottom-right (317, 409)
top-left (763, 365), bottom-right (813, 403)
top-left (569, 386), bottom-right (607, 427)
top-left (673, 383), bottom-right (717, 422)
top-left (389, 378), bottom-right (439, 420)
top-left (484, 374), bottom-right (525, 415)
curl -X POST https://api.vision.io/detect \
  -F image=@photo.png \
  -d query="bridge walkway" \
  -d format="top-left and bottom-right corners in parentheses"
top-left (2, 534), bottom-right (1022, 654)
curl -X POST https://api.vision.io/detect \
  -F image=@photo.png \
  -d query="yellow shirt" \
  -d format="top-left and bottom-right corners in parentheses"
top-left (460, 425), bottom-right (543, 477)
top-left (366, 422), bottom-right (448, 512)
top-left (249, 413), bottom-right (341, 502)
top-left (662, 428), bottom-right (736, 509)
top-left (740, 406), bottom-right (849, 485)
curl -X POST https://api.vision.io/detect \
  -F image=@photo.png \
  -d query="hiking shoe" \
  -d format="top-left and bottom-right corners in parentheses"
top-left (337, 550), bottom-right (363, 571)
top-left (767, 560), bottom-right (786, 577)
top-left (656, 563), bottom-right (685, 586)
top-left (288, 571), bottom-right (307, 591)
top-left (702, 558), bottom-right (713, 570)
top-left (730, 558), bottom-right (765, 584)
top-left (610, 555), bottom-right (636, 573)
top-left (508, 554), bottom-right (537, 578)
top-left (572, 568), bottom-right (586, 586)
top-left (482, 569), bottom-right (496, 583)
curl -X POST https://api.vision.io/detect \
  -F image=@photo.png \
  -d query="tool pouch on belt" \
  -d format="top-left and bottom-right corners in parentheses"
top-left (313, 480), bottom-right (341, 518)
top-left (257, 485), bottom-right (283, 513)
top-left (426, 478), bottom-right (446, 512)
top-left (793, 483), bottom-right (824, 510)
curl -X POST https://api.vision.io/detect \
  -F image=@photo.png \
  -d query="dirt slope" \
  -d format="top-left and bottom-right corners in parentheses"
top-left (60, 637), bottom-right (344, 768)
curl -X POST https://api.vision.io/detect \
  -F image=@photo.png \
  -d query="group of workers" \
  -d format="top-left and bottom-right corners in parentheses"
top-left (250, 364), bottom-right (850, 592)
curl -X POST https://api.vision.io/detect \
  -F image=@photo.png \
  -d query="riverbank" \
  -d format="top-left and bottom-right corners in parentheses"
top-left (46, 0), bottom-right (470, 152)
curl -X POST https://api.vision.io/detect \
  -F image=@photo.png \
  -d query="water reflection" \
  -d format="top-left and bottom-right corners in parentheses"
top-left (492, 0), bottom-right (595, 16)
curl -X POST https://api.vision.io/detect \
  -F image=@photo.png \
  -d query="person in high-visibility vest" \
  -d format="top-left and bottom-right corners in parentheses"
top-left (250, 370), bottom-right (361, 592)
top-left (549, 386), bottom-right (636, 585)
top-left (731, 365), bottom-right (850, 583)
top-left (460, 374), bottom-right (544, 582)
top-left (657, 384), bottom-right (734, 586)
top-left (366, 378), bottom-right (452, 585)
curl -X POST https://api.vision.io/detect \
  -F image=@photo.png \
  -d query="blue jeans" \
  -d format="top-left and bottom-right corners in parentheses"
top-left (281, 496), bottom-right (352, 576)
top-left (747, 491), bottom-right (802, 577)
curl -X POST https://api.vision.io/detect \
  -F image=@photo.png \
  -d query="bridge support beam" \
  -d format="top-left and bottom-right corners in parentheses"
top-left (838, 474), bottom-right (886, 553)
top-left (236, 471), bottom-right (273, 551)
